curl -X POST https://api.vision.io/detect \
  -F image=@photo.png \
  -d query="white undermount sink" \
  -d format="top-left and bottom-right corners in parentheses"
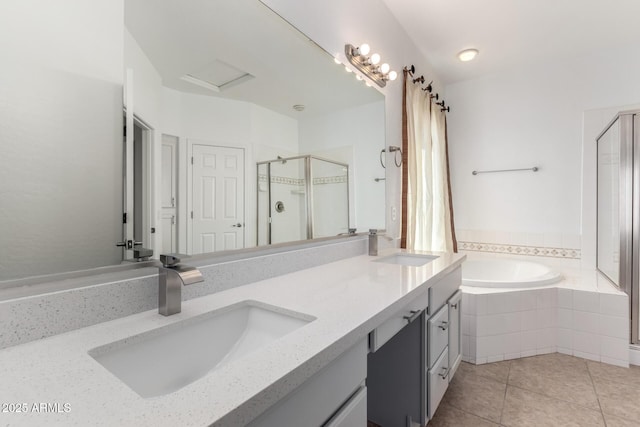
top-left (89, 300), bottom-right (315, 398)
top-left (373, 253), bottom-right (438, 267)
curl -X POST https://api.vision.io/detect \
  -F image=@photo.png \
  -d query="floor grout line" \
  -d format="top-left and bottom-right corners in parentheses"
top-left (585, 361), bottom-right (608, 427)
top-left (498, 361), bottom-right (511, 425)
top-left (438, 402), bottom-right (503, 426)
top-left (505, 382), bottom-right (605, 414)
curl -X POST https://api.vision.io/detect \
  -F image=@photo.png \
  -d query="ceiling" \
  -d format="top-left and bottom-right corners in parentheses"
top-left (381, 0), bottom-right (640, 84)
top-left (125, 0), bottom-right (382, 119)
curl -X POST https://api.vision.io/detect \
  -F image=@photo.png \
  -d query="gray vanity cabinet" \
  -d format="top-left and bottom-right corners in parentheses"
top-left (368, 266), bottom-right (462, 426)
top-left (367, 309), bottom-right (424, 427)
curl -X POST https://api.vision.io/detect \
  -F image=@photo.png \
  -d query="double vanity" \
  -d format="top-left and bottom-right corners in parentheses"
top-left (0, 249), bottom-right (464, 426)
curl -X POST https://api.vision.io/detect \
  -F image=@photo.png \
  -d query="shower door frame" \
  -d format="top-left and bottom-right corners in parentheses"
top-left (596, 110), bottom-right (639, 344)
top-left (256, 155), bottom-right (350, 245)
top-left (633, 113), bottom-right (640, 345)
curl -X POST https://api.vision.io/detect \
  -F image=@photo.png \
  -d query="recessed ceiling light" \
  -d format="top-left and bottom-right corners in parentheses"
top-left (458, 48), bottom-right (479, 62)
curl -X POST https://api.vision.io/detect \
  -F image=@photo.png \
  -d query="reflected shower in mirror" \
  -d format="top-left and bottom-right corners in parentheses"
top-left (257, 156), bottom-right (349, 245)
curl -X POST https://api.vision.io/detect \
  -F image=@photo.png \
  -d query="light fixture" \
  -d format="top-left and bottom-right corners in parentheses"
top-left (344, 43), bottom-right (397, 88)
top-left (457, 48), bottom-right (479, 62)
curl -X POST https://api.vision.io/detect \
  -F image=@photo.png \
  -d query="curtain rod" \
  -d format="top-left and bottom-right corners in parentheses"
top-left (404, 64), bottom-right (451, 113)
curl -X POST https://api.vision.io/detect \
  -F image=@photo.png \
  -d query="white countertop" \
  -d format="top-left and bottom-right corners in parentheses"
top-left (0, 249), bottom-right (464, 427)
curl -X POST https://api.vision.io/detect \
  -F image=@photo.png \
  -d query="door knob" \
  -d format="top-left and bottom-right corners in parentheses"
top-left (232, 223), bottom-right (242, 228)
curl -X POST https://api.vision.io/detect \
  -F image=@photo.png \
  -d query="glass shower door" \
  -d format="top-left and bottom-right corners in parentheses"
top-left (310, 158), bottom-right (349, 237)
top-left (597, 117), bottom-right (622, 285)
top-left (268, 158), bottom-right (308, 245)
top-left (596, 112), bottom-right (638, 344)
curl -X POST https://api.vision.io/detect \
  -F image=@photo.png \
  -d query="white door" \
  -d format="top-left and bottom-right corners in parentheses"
top-left (161, 134), bottom-right (178, 253)
top-left (191, 144), bottom-right (245, 253)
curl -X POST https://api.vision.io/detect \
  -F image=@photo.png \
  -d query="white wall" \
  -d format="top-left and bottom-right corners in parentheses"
top-left (0, 0), bottom-right (124, 280)
top-left (261, 0), bottom-right (442, 240)
top-left (446, 43), bottom-right (640, 252)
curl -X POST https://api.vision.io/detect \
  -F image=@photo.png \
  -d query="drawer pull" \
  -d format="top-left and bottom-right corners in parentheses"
top-left (450, 303), bottom-right (458, 309)
top-left (438, 321), bottom-right (449, 331)
top-left (438, 366), bottom-right (450, 380)
top-left (403, 310), bottom-right (421, 323)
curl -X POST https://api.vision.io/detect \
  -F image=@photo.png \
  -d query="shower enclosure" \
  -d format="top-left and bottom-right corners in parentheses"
top-left (257, 155), bottom-right (349, 245)
top-left (597, 110), bottom-right (640, 344)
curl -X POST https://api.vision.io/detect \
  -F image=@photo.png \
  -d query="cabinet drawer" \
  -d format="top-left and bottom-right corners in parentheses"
top-left (369, 289), bottom-right (429, 352)
top-left (428, 266), bottom-right (461, 315)
top-left (427, 347), bottom-right (449, 420)
top-left (428, 304), bottom-right (449, 368)
top-left (323, 386), bottom-right (367, 427)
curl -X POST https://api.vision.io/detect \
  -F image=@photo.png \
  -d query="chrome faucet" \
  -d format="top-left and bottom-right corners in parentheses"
top-left (369, 229), bottom-right (393, 256)
top-left (369, 229), bottom-right (379, 256)
top-left (158, 254), bottom-right (204, 316)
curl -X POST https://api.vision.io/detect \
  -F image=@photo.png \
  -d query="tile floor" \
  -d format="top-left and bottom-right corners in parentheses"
top-left (428, 354), bottom-right (640, 427)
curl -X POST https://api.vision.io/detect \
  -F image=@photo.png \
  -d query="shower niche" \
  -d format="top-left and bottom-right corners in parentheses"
top-left (257, 156), bottom-right (349, 245)
top-left (597, 110), bottom-right (640, 344)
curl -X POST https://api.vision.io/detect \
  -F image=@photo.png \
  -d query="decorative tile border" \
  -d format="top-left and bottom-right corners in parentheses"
top-left (257, 174), bottom-right (347, 186)
top-left (258, 174), bottom-right (304, 186)
top-left (458, 241), bottom-right (581, 259)
top-left (312, 175), bottom-right (347, 185)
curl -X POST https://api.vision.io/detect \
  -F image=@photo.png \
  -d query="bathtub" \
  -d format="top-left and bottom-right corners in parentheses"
top-left (462, 258), bottom-right (562, 288)
top-left (458, 257), bottom-right (629, 367)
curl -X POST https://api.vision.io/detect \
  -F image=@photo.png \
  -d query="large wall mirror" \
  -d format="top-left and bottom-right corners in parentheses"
top-left (0, 0), bottom-right (385, 284)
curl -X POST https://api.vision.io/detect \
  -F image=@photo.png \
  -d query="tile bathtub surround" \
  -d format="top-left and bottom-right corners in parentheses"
top-left (0, 237), bottom-right (368, 350)
top-left (461, 284), bottom-right (629, 367)
top-left (428, 354), bottom-right (640, 427)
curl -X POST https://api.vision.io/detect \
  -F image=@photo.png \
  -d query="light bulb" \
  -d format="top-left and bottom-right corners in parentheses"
top-left (358, 43), bottom-right (370, 56)
top-left (334, 56), bottom-right (341, 64)
top-left (355, 74), bottom-right (362, 81)
top-left (370, 53), bottom-right (381, 65)
top-left (345, 66), bottom-right (352, 73)
top-left (388, 70), bottom-right (398, 81)
top-left (365, 81), bottom-right (372, 87)
top-left (380, 63), bottom-right (390, 74)
top-left (457, 48), bottom-right (479, 62)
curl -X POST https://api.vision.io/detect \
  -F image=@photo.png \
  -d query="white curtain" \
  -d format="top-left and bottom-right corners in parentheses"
top-left (405, 78), bottom-right (455, 252)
